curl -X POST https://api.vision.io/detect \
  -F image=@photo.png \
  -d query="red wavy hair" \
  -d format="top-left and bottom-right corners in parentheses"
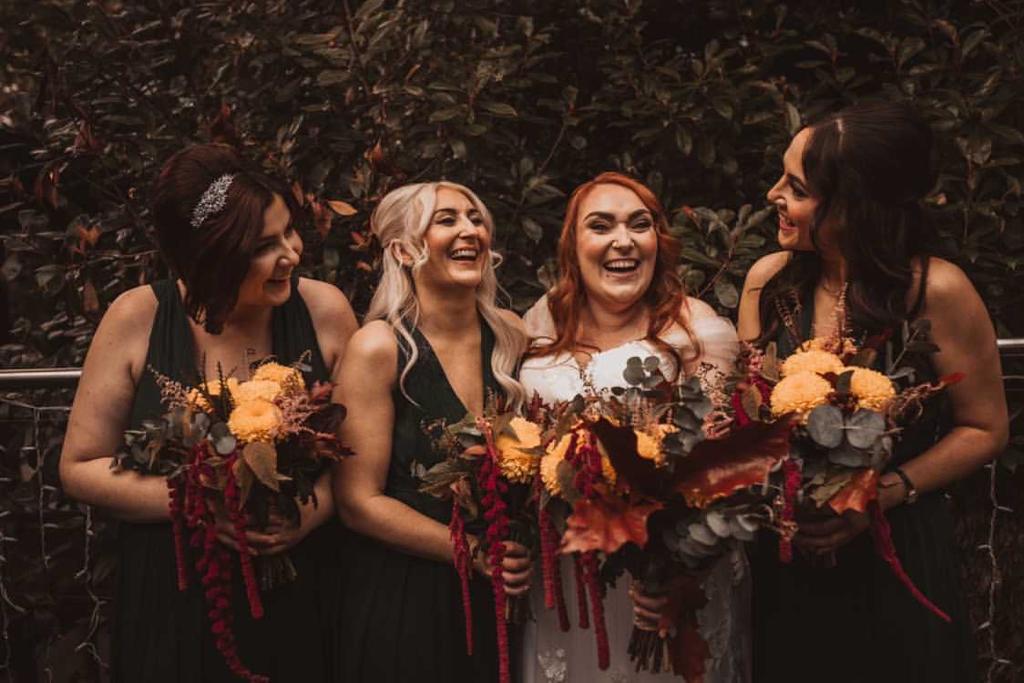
top-left (537, 172), bottom-right (699, 376)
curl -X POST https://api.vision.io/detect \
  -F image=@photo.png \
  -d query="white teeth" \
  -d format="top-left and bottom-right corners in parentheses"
top-left (604, 259), bottom-right (639, 271)
top-left (449, 248), bottom-right (478, 261)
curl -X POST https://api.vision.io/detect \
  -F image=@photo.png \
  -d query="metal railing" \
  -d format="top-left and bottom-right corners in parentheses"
top-left (2, 338), bottom-right (1023, 390)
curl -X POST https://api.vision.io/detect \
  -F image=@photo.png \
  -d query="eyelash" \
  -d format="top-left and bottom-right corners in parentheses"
top-left (589, 220), bottom-right (652, 231)
top-left (256, 225), bottom-right (295, 253)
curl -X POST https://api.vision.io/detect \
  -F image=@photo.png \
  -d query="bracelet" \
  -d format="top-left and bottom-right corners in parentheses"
top-left (892, 467), bottom-right (919, 504)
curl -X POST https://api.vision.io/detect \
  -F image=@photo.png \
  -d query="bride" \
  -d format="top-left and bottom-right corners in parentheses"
top-left (519, 173), bottom-right (750, 682)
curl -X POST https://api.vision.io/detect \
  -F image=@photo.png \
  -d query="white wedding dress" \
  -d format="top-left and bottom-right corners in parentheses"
top-left (518, 297), bottom-right (752, 683)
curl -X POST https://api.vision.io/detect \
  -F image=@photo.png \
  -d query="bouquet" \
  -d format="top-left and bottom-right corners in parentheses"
top-left (113, 359), bottom-right (349, 682)
top-left (732, 318), bottom-right (961, 621)
top-left (419, 399), bottom-right (542, 683)
top-left (535, 357), bottom-right (790, 681)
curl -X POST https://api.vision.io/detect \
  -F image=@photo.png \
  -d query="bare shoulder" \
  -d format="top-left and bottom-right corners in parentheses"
top-left (344, 320), bottom-right (399, 371)
top-left (744, 251), bottom-right (791, 290)
top-left (297, 277), bottom-right (357, 329)
top-left (89, 284), bottom-right (158, 381)
top-left (920, 257), bottom-right (975, 302)
top-left (100, 285), bottom-right (158, 348)
top-left (682, 296), bottom-right (718, 321)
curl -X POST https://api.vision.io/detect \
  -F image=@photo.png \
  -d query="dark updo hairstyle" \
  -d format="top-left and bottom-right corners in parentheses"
top-left (152, 143), bottom-right (296, 334)
top-left (757, 100), bottom-right (938, 343)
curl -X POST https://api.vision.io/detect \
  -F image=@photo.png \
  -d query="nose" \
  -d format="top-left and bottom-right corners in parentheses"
top-left (610, 222), bottom-right (633, 250)
top-left (279, 241), bottom-right (301, 269)
top-left (766, 176), bottom-right (784, 204)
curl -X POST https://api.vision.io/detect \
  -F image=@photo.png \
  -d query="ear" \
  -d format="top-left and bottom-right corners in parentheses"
top-left (389, 240), bottom-right (415, 267)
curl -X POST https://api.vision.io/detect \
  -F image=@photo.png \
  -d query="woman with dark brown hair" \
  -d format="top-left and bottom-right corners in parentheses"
top-left (59, 143), bottom-right (357, 681)
top-left (738, 101), bottom-right (1007, 682)
top-left (519, 172), bottom-right (750, 681)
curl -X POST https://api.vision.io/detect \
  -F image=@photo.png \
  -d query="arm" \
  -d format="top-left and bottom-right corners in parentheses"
top-left (244, 279), bottom-right (359, 554)
top-left (332, 322), bottom-right (531, 590)
top-left (332, 322), bottom-right (458, 562)
top-left (58, 287), bottom-right (170, 522)
top-left (880, 259), bottom-right (1008, 495)
top-left (736, 251), bottom-right (791, 342)
top-left (798, 259), bottom-right (1008, 552)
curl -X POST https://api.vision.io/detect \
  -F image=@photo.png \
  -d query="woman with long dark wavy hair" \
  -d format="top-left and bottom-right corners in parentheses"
top-left (59, 143), bottom-right (358, 681)
top-left (738, 101), bottom-right (1007, 682)
top-left (520, 172), bottom-right (749, 681)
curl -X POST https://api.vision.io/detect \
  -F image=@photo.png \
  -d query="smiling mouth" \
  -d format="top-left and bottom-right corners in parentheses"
top-left (603, 258), bottom-right (640, 274)
top-left (778, 211), bottom-right (798, 232)
top-left (449, 247), bottom-right (479, 262)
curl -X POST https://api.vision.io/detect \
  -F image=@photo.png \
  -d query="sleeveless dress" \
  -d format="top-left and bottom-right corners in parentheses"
top-left (334, 320), bottom-right (501, 682)
top-left (114, 277), bottom-right (343, 682)
top-left (518, 297), bottom-right (752, 683)
top-left (750, 286), bottom-right (977, 683)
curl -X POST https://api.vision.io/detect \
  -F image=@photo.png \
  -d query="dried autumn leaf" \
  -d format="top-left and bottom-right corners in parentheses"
top-left (672, 418), bottom-right (793, 508)
top-left (560, 497), bottom-right (662, 555)
top-left (327, 199), bottom-right (358, 216)
top-left (233, 458), bottom-right (255, 509)
top-left (590, 418), bottom-right (661, 496)
top-left (828, 468), bottom-right (879, 515)
top-left (82, 278), bottom-right (99, 313)
top-left (242, 442), bottom-right (280, 492)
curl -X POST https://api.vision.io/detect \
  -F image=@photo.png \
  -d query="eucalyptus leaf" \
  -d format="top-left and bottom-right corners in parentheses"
top-left (846, 410), bottom-right (885, 449)
top-left (807, 405), bottom-right (844, 448)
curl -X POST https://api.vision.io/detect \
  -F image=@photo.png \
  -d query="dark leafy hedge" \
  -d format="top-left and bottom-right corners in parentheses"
top-left (1, 1), bottom-right (1022, 680)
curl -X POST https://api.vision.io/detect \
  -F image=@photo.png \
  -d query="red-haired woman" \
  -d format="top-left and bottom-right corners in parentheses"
top-left (59, 143), bottom-right (357, 681)
top-left (519, 173), bottom-right (750, 681)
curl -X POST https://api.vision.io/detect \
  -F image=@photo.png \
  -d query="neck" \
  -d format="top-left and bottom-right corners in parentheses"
top-left (819, 250), bottom-right (847, 293)
top-left (178, 280), bottom-right (273, 337)
top-left (416, 283), bottom-right (479, 337)
top-left (579, 297), bottom-right (647, 342)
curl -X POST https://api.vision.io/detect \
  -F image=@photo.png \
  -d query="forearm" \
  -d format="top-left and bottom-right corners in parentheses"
top-left (61, 457), bottom-right (171, 522)
top-left (885, 425), bottom-right (1005, 500)
top-left (301, 470), bottom-right (336, 531)
top-left (340, 493), bottom-right (454, 564)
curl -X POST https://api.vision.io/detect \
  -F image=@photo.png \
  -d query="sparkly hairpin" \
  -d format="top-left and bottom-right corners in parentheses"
top-left (190, 173), bottom-right (235, 229)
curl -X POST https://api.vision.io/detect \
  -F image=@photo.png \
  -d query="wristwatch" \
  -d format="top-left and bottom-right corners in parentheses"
top-left (892, 467), bottom-right (919, 504)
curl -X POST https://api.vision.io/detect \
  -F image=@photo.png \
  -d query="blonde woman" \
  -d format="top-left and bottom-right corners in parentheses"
top-left (332, 182), bottom-right (533, 682)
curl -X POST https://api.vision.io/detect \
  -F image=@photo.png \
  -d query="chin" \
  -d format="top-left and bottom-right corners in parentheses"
top-left (777, 229), bottom-right (801, 249)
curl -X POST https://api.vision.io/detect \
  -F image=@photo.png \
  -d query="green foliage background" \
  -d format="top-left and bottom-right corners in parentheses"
top-left (1, 0), bottom-right (1022, 680)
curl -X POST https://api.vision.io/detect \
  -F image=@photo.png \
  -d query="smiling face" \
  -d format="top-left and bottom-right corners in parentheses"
top-left (574, 183), bottom-right (659, 312)
top-left (413, 186), bottom-right (491, 292)
top-left (766, 127), bottom-right (837, 252)
top-left (235, 193), bottom-right (302, 308)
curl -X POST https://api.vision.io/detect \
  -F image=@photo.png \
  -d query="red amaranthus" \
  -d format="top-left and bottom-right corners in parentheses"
top-left (479, 420), bottom-right (512, 683)
top-left (177, 443), bottom-right (268, 683)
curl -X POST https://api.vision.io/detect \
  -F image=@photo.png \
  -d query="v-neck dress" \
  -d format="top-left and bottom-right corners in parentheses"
top-left (750, 284), bottom-right (976, 683)
top-left (113, 277), bottom-right (343, 683)
top-left (334, 321), bottom-right (501, 682)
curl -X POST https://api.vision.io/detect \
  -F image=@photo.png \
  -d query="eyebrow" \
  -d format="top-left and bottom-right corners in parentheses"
top-left (583, 209), bottom-right (652, 222)
top-left (432, 207), bottom-right (481, 219)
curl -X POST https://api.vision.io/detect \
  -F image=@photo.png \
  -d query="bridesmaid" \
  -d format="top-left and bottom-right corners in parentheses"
top-left (738, 101), bottom-right (1008, 682)
top-left (59, 143), bottom-right (358, 681)
top-left (332, 181), bottom-right (533, 682)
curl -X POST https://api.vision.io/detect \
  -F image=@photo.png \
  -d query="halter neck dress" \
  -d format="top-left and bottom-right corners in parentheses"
top-left (750, 281), bottom-right (976, 683)
top-left (334, 320), bottom-right (501, 682)
top-left (114, 277), bottom-right (343, 682)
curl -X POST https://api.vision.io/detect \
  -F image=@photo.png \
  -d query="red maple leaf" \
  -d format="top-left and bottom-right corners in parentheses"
top-left (828, 468), bottom-right (879, 515)
top-left (672, 418), bottom-right (794, 508)
top-left (560, 497), bottom-right (662, 555)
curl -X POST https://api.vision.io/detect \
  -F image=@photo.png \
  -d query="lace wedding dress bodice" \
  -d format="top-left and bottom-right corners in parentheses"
top-left (518, 297), bottom-right (752, 683)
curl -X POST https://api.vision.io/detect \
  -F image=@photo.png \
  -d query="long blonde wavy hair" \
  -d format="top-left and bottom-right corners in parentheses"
top-left (365, 181), bottom-right (527, 409)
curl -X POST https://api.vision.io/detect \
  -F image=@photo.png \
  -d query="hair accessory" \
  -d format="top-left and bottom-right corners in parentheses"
top-left (190, 174), bottom-right (235, 229)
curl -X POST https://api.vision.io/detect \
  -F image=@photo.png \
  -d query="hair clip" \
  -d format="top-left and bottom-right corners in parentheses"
top-left (190, 174), bottom-right (235, 229)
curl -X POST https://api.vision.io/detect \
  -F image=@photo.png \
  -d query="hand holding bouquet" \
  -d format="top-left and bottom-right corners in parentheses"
top-left (113, 360), bottom-right (349, 682)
